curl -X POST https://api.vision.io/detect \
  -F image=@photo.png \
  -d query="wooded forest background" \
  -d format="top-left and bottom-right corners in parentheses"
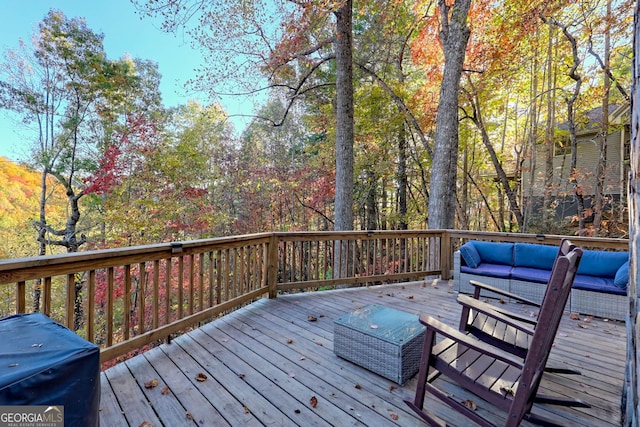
top-left (0, 0), bottom-right (634, 262)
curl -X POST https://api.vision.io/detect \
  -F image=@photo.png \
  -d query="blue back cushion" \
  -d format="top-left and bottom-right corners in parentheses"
top-left (472, 241), bottom-right (514, 265)
top-left (459, 242), bottom-right (481, 268)
top-left (614, 261), bottom-right (629, 289)
top-left (577, 250), bottom-right (628, 278)
top-left (513, 243), bottom-right (558, 270)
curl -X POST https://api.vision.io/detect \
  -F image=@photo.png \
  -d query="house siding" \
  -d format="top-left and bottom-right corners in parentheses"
top-left (522, 130), bottom-right (626, 198)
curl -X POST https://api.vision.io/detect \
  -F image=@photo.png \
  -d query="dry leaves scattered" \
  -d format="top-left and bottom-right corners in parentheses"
top-left (388, 385), bottom-right (396, 392)
top-left (500, 387), bottom-right (515, 397)
top-left (569, 313), bottom-right (581, 320)
top-left (287, 338), bottom-right (294, 344)
top-left (195, 372), bottom-right (208, 382)
top-left (139, 422), bottom-right (153, 427)
top-left (307, 315), bottom-right (318, 322)
top-left (144, 379), bottom-right (158, 389)
top-left (243, 405), bottom-right (250, 414)
top-left (390, 413), bottom-right (399, 420)
top-left (309, 396), bottom-right (318, 408)
top-left (462, 399), bottom-right (477, 410)
top-left (354, 383), bottom-right (362, 389)
top-left (186, 412), bottom-right (194, 421)
top-left (161, 386), bottom-right (169, 395)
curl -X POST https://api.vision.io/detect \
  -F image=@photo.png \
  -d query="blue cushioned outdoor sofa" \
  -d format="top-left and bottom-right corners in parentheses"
top-left (453, 240), bottom-right (629, 320)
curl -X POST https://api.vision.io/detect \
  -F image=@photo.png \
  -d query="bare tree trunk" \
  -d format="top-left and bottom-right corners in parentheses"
top-left (593, 0), bottom-right (612, 234)
top-left (428, 0), bottom-right (471, 230)
top-left (334, 0), bottom-right (354, 232)
top-left (333, 0), bottom-right (354, 282)
top-left (543, 16), bottom-right (585, 235)
top-left (543, 26), bottom-right (556, 223)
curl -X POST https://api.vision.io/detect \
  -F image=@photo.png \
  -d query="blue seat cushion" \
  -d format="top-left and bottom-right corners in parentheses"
top-left (513, 243), bottom-right (558, 270)
top-left (614, 261), bottom-right (629, 289)
top-left (510, 267), bottom-right (551, 284)
top-left (577, 250), bottom-right (628, 278)
top-left (460, 263), bottom-right (512, 279)
top-left (572, 275), bottom-right (627, 295)
top-left (459, 242), bottom-right (481, 268)
top-left (472, 241), bottom-right (514, 266)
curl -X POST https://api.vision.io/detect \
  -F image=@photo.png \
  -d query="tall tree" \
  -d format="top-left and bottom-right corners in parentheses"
top-left (427, 0), bottom-right (471, 230)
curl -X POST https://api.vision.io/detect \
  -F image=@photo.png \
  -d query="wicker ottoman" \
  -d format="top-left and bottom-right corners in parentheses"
top-left (333, 304), bottom-right (426, 385)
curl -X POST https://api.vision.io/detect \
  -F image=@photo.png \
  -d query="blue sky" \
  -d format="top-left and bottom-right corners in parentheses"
top-left (0, 0), bottom-right (250, 162)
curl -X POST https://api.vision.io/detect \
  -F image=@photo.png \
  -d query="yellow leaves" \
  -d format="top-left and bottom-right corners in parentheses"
top-left (144, 379), bottom-right (158, 389)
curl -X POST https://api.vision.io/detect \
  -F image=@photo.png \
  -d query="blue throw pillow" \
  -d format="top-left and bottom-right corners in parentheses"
top-left (577, 250), bottom-right (628, 278)
top-left (459, 242), bottom-right (481, 268)
top-left (614, 261), bottom-right (629, 289)
top-left (473, 241), bottom-right (514, 265)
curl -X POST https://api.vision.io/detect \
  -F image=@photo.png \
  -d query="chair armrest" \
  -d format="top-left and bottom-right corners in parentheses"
top-left (458, 295), bottom-right (537, 333)
top-left (469, 279), bottom-right (541, 308)
top-left (419, 314), bottom-right (524, 368)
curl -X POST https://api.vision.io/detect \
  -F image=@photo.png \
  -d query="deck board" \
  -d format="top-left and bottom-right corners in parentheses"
top-left (100, 280), bottom-right (626, 426)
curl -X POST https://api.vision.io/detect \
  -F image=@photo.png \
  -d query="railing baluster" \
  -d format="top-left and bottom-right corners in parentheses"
top-left (87, 270), bottom-right (95, 343)
top-left (178, 257), bottom-right (184, 319)
top-left (153, 260), bottom-right (160, 330)
top-left (43, 276), bottom-right (51, 316)
top-left (165, 259), bottom-right (171, 325)
top-left (107, 267), bottom-right (114, 347)
top-left (124, 265), bottom-right (131, 341)
top-left (16, 281), bottom-right (26, 314)
top-left (138, 263), bottom-right (146, 334)
top-left (188, 254), bottom-right (194, 316)
top-left (198, 253), bottom-right (204, 311)
top-left (66, 274), bottom-right (74, 328)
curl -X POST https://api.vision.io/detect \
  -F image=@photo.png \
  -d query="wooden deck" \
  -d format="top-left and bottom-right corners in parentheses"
top-left (99, 280), bottom-right (626, 426)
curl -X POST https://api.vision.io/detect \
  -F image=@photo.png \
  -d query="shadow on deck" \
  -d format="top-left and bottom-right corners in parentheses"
top-left (99, 280), bottom-right (626, 426)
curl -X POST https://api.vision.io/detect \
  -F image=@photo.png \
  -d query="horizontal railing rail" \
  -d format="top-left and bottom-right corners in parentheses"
top-left (0, 229), bottom-right (628, 365)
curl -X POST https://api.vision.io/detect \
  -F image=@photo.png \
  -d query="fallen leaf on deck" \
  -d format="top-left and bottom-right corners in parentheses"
top-left (161, 385), bottom-right (169, 395)
top-left (295, 409), bottom-right (301, 414)
top-left (584, 316), bottom-right (593, 323)
top-left (310, 396), bottom-right (318, 408)
top-left (186, 412), bottom-right (194, 420)
top-left (243, 405), bottom-right (250, 414)
top-left (386, 293), bottom-right (394, 297)
top-left (462, 399), bottom-right (477, 410)
top-left (221, 338), bottom-right (228, 342)
top-left (407, 295), bottom-right (414, 299)
top-left (569, 313), bottom-right (581, 320)
top-left (314, 342), bottom-right (323, 346)
top-left (500, 387), bottom-right (515, 396)
top-left (144, 379), bottom-right (158, 389)
top-left (238, 373), bottom-right (245, 379)
top-left (195, 373), bottom-right (208, 382)
top-left (307, 315), bottom-right (318, 322)
top-left (388, 385), bottom-right (396, 392)
top-left (390, 413), bottom-right (399, 420)
top-left (300, 356), bottom-right (306, 360)
top-left (287, 338), bottom-right (294, 344)
top-left (577, 323), bottom-right (588, 329)
top-left (354, 384), bottom-right (362, 389)
top-left (498, 299), bottom-right (506, 304)
top-left (138, 421), bottom-right (153, 427)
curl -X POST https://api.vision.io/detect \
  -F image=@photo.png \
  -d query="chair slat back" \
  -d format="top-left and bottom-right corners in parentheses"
top-left (507, 241), bottom-right (582, 425)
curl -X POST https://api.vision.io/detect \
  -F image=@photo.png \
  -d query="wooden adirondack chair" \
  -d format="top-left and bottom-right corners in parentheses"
top-left (405, 244), bottom-right (582, 427)
top-left (457, 239), bottom-right (575, 363)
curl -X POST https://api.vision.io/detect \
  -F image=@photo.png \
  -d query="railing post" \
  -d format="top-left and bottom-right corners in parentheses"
top-left (440, 231), bottom-right (452, 280)
top-left (267, 234), bottom-right (279, 298)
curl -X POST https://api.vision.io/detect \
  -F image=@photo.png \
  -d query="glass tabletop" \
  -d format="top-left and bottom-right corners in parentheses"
top-left (334, 304), bottom-right (425, 344)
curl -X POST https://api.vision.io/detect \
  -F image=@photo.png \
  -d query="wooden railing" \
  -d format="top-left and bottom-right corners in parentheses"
top-left (0, 230), bottom-right (628, 364)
